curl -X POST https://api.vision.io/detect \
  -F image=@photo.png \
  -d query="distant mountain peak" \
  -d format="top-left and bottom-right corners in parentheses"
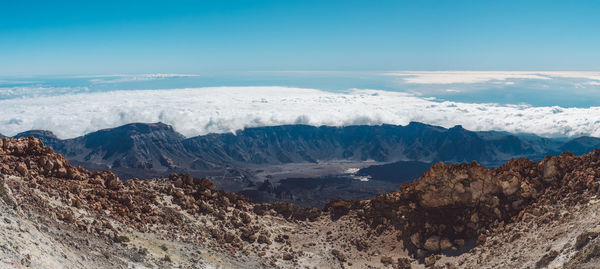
top-left (101, 122), bottom-right (177, 134)
top-left (15, 130), bottom-right (58, 139)
top-left (407, 121), bottom-right (428, 127)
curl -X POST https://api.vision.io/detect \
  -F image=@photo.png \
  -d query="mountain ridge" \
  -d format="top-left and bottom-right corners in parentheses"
top-left (13, 122), bottom-right (600, 177)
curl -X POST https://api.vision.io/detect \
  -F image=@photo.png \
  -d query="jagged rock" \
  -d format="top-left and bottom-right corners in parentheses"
top-left (440, 237), bottom-right (453, 250)
top-left (163, 255), bottom-right (172, 262)
top-left (324, 198), bottom-right (359, 219)
top-left (240, 212), bottom-right (252, 224)
top-left (274, 234), bottom-right (288, 243)
top-left (565, 242), bottom-right (600, 268)
top-left (396, 258), bottom-right (412, 269)
top-left (106, 176), bottom-right (122, 191)
top-left (477, 235), bottom-right (487, 244)
top-left (4, 137), bottom-right (600, 267)
top-left (410, 233), bottom-right (422, 248)
top-left (260, 202), bottom-right (321, 221)
top-left (331, 249), bottom-right (346, 262)
top-left (541, 158), bottom-right (559, 182)
top-left (380, 256), bottom-right (393, 265)
top-left (58, 212), bottom-right (74, 223)
top-left (282, 252), bottom-right (294, 260)
top-left (16, 162), bottom-right (28, 176)
top-left (501, 176), bottom-right (520, 196)
top-left (240, 228), bottom-right (257, 243)
top-left (257, 234), bottom-right (271, 245)
top-left (114, 234), bottom-right (130, 243)
top-left (196, 177), bottom-right (216, 190)
top-left (424, 255), bottom-right (438, 266)
top-left (423, 236), bottom-right (440, 252)
top-left (535, 250), bottom-right (559, 268)
top-left (351, 155), bottom-right (580, 255)
top-left (224, 232), bottom-right (236, 243)
top-left (575, 229), bottom-right (600, 249)
top-left (352, 238), bottom-right (369, 251)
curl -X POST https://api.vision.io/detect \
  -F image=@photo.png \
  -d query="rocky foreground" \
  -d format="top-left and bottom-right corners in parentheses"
top-left (1, 137), bottom-right (600, 268)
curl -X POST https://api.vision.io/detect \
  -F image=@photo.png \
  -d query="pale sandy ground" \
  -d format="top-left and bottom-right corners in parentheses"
top-left (247, 160), bottom-right (383, 182)
top-left (437, 197), bottom-right (600, 269)
top-left (2, 172), bottom-right (600, 269)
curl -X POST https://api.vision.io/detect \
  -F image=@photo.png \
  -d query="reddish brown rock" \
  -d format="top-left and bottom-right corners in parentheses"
top-left (423, 236), bottom-right (440, 252)
top-left (4, 137), bottom-right (600, 264)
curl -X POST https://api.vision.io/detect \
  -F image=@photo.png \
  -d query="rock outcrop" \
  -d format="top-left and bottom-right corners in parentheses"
top-left (2, 136), bottom-right (600, 268)
top-left (324, 150), bottom-right (600, 259)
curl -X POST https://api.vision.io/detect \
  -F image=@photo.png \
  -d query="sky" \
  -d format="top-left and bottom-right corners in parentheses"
top-left (1, 1), bottom-right (600, 139)
top-left (1, 0), bottom-right (600, 75)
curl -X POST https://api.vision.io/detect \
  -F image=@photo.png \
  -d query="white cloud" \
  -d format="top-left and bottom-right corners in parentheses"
top-left (0, 86), bottom-right (89, 99)
top-left (384, 71), bottom-right (600, 84)
top-left (1, 86), bottom-right (600, 139)
top-left (89, 73), bottom-right (200, 84)
top-left (384, 71), bottom-right (551, 84)
top-left (587, 81), bottom-right (600, 86)
top-left (540, 71), bottom-right (600, 81)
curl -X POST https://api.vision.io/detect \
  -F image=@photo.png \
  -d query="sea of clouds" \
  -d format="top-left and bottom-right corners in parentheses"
top-left (1, 86), bottom-right (600, 139)
top-left (385, 71), bottom-right (600, 84)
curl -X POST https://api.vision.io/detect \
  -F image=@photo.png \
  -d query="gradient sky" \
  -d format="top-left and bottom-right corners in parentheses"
top-left (1, 0), bottom-right (599, 75)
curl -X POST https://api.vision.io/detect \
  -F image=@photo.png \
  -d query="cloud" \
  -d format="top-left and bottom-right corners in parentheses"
top-left (88, 73), bottom-right (199, 84)
top-left (541, 71), bottom-right (600, 81)
top-left (587, 81), bottom-right (600, 86)
top-left (384, 71), bottom-right (600, 84)
top-left (0, 86), bottom-right (89, 100)
top-left (1, 86), bottom-right (600, 139)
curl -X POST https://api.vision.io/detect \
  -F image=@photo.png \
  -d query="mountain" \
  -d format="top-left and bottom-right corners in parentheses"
top-left (15, 123), bottom-right (193, 174)
top-left (11, 122), bottom-right (600, 199)
top-left (184, 123), bottom-right (565, 166)
top-left (13, 122), bottom-right (582, 172)
top-left (65, 123), bottom-right (191, 170)
top-left (2, 137), bottom-right (600, 268)
top-left (559, 136), bottom-right (600, 155)
top-left (14, 130), bottom-right (61, 148)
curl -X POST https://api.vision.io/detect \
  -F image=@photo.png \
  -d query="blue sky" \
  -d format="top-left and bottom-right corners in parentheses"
top-left (1, 0), bottom-right (599, 75)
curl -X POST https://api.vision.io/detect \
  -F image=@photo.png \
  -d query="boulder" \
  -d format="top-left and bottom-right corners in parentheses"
top-left (423, 236), bottom-right (440, 252)
top-left (440, 237), bottom-right (453, 250)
